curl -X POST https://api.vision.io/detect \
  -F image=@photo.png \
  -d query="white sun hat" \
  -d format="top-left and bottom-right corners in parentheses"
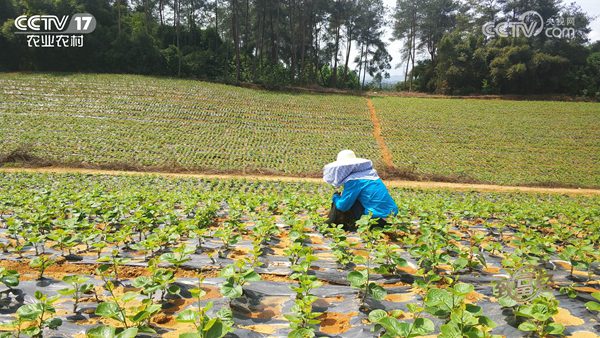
top-left (334, 150), bottom-right (365, 164)
top-left (323, 150), bottom-right (379, 187)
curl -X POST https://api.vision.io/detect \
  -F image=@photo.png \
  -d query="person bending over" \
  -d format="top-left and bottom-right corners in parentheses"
top-left (323, 150), bottom-right (398, 229)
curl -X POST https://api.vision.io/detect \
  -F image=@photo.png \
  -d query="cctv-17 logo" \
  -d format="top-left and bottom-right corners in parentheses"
top-left (13, 13), bottom-right (96, 48)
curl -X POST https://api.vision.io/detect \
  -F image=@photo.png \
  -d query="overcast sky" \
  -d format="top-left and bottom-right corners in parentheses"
top-left (374, 0), bottom-right (600, 78)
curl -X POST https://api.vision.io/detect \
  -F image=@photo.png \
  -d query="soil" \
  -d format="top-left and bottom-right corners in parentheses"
top-left (553, 307), bottom-right (585, 327)
top-left (318, 311), bottom-right (358, 335)
top-left (367, 97), bottom-right (395, 170)
top-left (0, 259), bottom-right (216, 281)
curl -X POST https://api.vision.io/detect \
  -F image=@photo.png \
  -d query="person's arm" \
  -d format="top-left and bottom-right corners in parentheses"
top-left (333, 181), bottom-right (362, 212)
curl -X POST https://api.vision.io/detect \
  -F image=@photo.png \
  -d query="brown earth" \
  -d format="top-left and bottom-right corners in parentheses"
top-left (318, 311), bottom-right (357, 335)
top-left (367, 97), bottom-right (395, 170)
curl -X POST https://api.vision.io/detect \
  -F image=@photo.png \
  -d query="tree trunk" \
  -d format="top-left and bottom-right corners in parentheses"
top-left (117, 0), bottom-right (122, 34)
top-left (175, 0), bottom-right (181, 76)
top-left (358, 44), bottom-right (364, 82)
top-left (231, 0), bottom-right (241, 82)
top-left (289, 0), bottom-right (296, 81)
top-left (362, 42), bottom-right (369, 88)
top-left (215, 0), bottom-right (219, 38)
top-left (342, 29), bottom-right (352, 86)
top-left (332, 23), bottom-right (340, 87)
top-left (159, 0), bottom-right (164, 25)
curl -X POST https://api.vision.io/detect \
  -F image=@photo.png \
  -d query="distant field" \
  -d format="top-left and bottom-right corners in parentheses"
top-left (1, 73), bottom-right (599, 187)
top-left (0, 73), bottom-right (381, 175)
top-left (373, 97), bottom-right (600, 187)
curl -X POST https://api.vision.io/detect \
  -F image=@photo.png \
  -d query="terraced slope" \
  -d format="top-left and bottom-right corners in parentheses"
top-left (0, 73), bottom-right (381, 175)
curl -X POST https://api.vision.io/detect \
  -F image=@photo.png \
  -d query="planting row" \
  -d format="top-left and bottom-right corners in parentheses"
top-left (0, 172), bottom-right (599, 337)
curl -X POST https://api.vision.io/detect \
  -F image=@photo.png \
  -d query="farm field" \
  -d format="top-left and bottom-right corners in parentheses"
top-left (1, 73), bottom-right (600, 188)
top-left (0, 73), bottom-right (381, 175)
top-left (373, 97), bottom-right (600, 188)
top-left (0, 172), bottom-right (599, 337)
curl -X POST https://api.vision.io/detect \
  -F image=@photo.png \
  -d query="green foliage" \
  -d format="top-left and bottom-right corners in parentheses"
top-left (514, 292), bottom-right (564, 337)
top-left (176, 278), bottom-right (234, 338)
top-left (0, 267), bottom-right (19, 289)
top-left (219, 259), bottom-right (261, 299)
top-left (425, 283), bottom-right (498, 338)
top-left (585, 292), bottom-right (600, 312)
top-left (286, 249), bottom-right (322, 337)
top-left (8, 291), bottom-right (63, 338)
top-left (58, 275), bottom-right (94, 313)
top-left (29, 255), bottom-right (55, 280)
top-left (369, 309), bottom-right (434, 338)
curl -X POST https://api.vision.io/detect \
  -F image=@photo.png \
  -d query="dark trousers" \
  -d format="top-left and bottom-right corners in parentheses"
top-left (326, 194), bottom-right (387, 231)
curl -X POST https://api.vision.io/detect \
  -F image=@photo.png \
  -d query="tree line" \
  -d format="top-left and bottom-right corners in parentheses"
top-left (0, 0), bottom-right (599, 96)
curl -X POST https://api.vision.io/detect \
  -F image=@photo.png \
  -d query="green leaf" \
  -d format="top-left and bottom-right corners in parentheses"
top-left (367, 283), bottom-right (387, 301)
top-left (347, 270), bottom-right (367, 288)
top-left (518, 321), bottom-right (537, 332)
top-left (591, 292), bottom-right (600, 302)
top-left (412, 318), bottom-right (435, 336)
top-left (167, 284), bottom-right (181, 295)
top-left (497, 296), bottom-right (517, 308)
top-left (204, 318), bottom-right (227, 338)
top-left (95, 302), bottom-right (123, 321)
top-left (288, 327), bottom-right (315, 338)
top-left (16, 303), bottom-right (43, 321)
top-left (47, 317), bottom-right (62, 329)
top-left (86, 325), bottom-right (116, 337)
top-left (544, 322), bottom-right (565, 335)
top-left (243, 270), bottom-right (261, 282)
top-left (176, 309), bottom-right (199, 323)
top-left (178, 333), bottom-right (203, 338)
top-left (439, 322), bottom-right (462, 338)
top-left (220, 283), bottom-right (243, 299)
top-left (378, 317), bottom-right (410, 337)
top-left (57, 288), bottom-right (76, 296)
top-left (115, 328), bottom-right (139, 338)
top-left (368, 309), bottom-right (388, 323)
top-left (453, 282), bottom-right (474, 296)
top-left (585, 301), bottom-right (600, 311)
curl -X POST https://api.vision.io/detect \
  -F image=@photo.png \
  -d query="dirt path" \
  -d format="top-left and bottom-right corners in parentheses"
top-left (2, 167), bottom-right (599, 196)
top-left (367, 97), bottom-right (395, 169)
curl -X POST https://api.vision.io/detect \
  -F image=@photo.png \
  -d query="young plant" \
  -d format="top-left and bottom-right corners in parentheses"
top-left (220, 258), bottom-right (261, 299)
top-left (0, 267), bottom-right (19, 290)
top-left (369, 306), bottom-right (434, 338)
top-left (286, 251), bottom-right (322, 337)
top-left (9, 291), bottom-right (62, 338)
top-left (373, 241), bottom-right (408, 275)
top-left (348, 215), bottom-right (387, 311)
top-left (424, 282), bottom-right (498, 338)
top-left (514, 292), bottom-right (564, 337)
top-left (57, 275), bottom-right (94, 313)
top-left (97, 249), bottom-right (131, 284)
top-left (324, 223), bottom-right (356, 267)
top-left (160, 244), bottom-right (195, 274)
top-left (132, 259), bottom-right (180, 302)
top-left (176, 277), bottom-right (234, 338)
top-left (91, 280), bottom-right (161, 335)
top-left (213, 224), bottom-right (241, 258)
top-left (29, 255), bottom-right (56, 280)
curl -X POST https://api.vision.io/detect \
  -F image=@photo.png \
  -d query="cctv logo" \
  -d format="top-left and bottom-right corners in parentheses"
top-left (14, 13), bottom-right (96, 34)
top-left (13, 13), bottom-right (96, 48)
top-left (14, 15), bottom-right (70, 32)
top-left (482, 11), bottom-right (544, 38)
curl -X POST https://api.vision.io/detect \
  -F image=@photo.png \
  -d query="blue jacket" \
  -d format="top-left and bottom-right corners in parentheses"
top-left (332, 178), bottom-right (398, 219)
